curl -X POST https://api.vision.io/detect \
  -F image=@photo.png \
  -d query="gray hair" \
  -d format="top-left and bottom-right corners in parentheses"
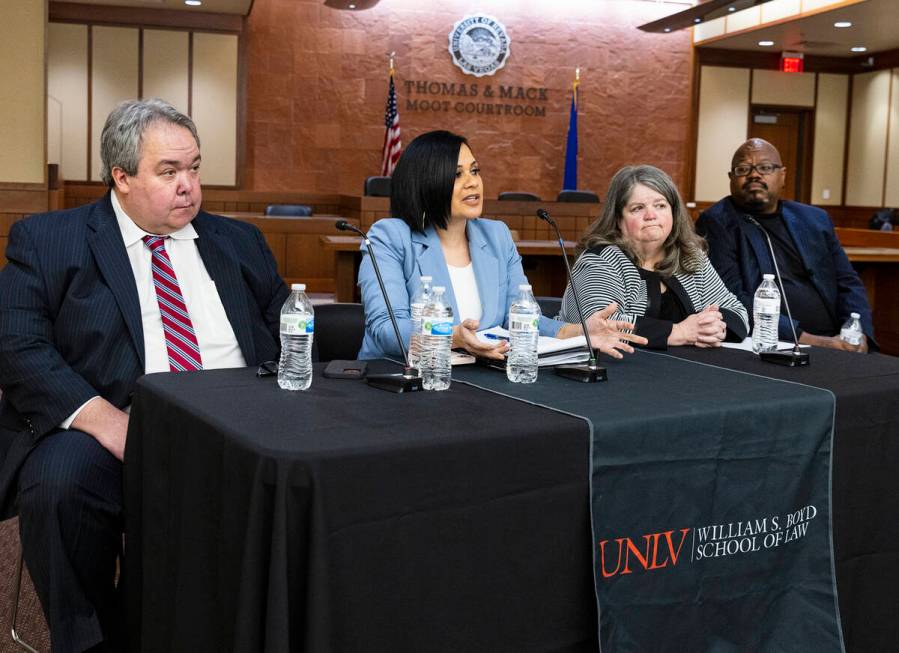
top-left (580, 165), bottom-right (706, 276)
top-left (100, 98), bottom-right (200, 187)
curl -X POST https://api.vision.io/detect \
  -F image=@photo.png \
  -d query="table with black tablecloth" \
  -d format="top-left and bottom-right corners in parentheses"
top-left (124, 365), bottom-right (597, 652)
top-left (123, 349), bottom-right (899, 652)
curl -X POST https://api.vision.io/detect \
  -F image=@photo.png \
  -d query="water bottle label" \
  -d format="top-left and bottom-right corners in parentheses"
top-left (281, 314), bottom-right (314, 335)
top-left (840, 328), bottom-right (861, 345)
top-left (422, 316), bottom-right (452, 337)
top-left (509, 312), bottom-right (539, 332)
top-left (754, 297), bottom-right (779, 315)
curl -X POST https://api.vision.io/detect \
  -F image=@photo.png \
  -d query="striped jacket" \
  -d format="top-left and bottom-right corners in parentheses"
top-left (559, 245), bottom-right (749, 348)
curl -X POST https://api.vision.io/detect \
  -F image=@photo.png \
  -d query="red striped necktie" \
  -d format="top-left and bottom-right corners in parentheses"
top-left (142, 235), bottom-right (204, 371)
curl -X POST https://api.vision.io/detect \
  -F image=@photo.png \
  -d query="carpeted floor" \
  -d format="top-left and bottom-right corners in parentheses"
top-left (0, 518), bottom-right (50, 653)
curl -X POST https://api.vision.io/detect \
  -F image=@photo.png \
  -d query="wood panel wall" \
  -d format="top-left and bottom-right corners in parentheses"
top-left (243, 0), bottom-right (695, 198)
top-left (47, 13), bottom-right (240, 186)
top-left (0, 187), bottom-right (51, 266)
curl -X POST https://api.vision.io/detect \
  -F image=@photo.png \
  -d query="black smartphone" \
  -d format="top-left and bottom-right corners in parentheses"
top-left (323, 360), bottom-right (368, 379)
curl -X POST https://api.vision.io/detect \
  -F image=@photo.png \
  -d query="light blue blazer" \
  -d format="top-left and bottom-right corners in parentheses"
top-left (357, 218), bottom-right (564, 360)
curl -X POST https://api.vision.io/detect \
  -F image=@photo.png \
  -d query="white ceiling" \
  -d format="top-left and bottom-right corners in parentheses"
top-left (64, 0), bottom-right (253, 15)
top-left (58, 0), bottom-right (899, 57)
top-left (697, 0), bottom-right (899, 57)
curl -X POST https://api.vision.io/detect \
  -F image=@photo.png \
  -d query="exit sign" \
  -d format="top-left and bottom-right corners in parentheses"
top-left (781, 51), bottom-right (805, 73)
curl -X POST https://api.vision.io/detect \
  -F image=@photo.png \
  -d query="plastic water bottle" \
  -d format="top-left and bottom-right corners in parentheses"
top-left (840, 312), bottom-right (863, 346)
top-left (408, 275), bottom-right (433, 372)
top-left (278, 283), bottom-right (314, 390)
top-left (420, 286), bottom-right (453, 391)
top-left (507, 284), bottom-right (540, 383)
top-left (751, 274), bottom-right (780, 353)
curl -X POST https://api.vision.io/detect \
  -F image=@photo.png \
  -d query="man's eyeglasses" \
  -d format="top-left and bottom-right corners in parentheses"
top-left (731, 163), bottom-right (782, 177)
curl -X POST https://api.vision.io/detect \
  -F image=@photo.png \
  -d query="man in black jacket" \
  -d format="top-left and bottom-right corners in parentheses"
top-left (696, 138), bottom-right (874, 352)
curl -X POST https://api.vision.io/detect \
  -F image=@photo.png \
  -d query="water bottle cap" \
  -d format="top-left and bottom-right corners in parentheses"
top-left (420, 276), bottom-right (433, 282)
top-left (762, 274), bottom-right (775, 280)
top-left (850, 312), bottom-right (860, 319)
top-left (291, 283), bottom-right (306, 291)
top-left (518, 284), bottom-right (532, 291)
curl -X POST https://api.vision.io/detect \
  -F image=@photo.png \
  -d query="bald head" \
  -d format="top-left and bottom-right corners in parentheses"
top-left (728, 138), bottom-right (786, 214)
top-left (731, 138), bottom-right (782, 169)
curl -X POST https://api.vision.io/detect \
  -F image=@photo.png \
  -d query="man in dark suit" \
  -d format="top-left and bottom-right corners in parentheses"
top-left (696, 138), bottom-right (874, 352)
top-left (0, 99), bottom-right (288, 652)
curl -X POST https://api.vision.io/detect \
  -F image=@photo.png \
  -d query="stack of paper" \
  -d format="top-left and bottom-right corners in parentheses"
top-left (476, 326), bottom-right (590, 367)
top-left (722, 338), bottom-right (810, 352)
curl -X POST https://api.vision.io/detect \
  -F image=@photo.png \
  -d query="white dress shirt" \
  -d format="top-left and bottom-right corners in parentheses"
top-left (62, 192), bottom-right (246, 427)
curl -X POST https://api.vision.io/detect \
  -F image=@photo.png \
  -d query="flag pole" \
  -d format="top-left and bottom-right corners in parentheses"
top-left (574, 66), bottom-right (580, 107)
top-left (562, 67), bottom-right (580, 192)
top-left (380, 51), bottom-right (402, 177)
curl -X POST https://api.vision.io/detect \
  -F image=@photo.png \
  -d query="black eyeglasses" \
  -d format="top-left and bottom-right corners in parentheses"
top-left (731, 163), bottom-right (782, 177)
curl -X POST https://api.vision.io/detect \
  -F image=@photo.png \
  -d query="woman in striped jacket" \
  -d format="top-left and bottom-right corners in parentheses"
top-left (560, 165), bottom-right (749, 349)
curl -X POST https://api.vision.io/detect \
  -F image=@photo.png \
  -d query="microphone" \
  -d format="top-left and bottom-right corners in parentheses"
top-left (742, 215), bottom-right (810, 367)
top-left (334, 220), bottom-right (422, 392)
top-left (536, 209), bottom-right (606, 382)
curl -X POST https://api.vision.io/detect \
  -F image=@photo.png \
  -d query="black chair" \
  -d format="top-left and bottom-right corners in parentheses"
top-left (314, 303), bottom-right (365, 362)
top-left (364, 176), bottom-right (392, 197)
top-left (498, 192), bottom-right (540, 202)
top-left (264, 204), bottom-right (313, 217)
top-left (535, 296), bottom-right (562, 319)
top-left (557, 190), bottom-right (600, 203)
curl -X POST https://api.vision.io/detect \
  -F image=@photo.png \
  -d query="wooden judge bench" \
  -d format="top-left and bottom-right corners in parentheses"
top-left (2, 184), bottom-right (898, 354)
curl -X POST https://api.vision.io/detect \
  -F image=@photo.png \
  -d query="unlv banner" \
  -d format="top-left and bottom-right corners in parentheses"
top-left (589, 359), bottom-right (841, 651)
top-left (457, 351), bottom-right (843, 651)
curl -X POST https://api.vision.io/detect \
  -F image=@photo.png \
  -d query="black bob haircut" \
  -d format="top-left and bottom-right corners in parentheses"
top-left (390, 130), bottom-right (469, 233)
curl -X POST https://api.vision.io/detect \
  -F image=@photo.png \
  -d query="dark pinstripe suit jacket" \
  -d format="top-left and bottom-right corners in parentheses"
top-left (0, 194), bottom-right (288, 518)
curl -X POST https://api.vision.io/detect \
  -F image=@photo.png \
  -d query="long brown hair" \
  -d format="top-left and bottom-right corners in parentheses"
top-left (580, 165), bottom-right (706, 276)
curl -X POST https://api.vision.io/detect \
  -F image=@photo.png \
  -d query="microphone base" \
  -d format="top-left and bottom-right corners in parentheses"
top-left (554, 363), bottom-right (607, 383)
top-left (759, 349), bottom-right (810, 367)
top-left (366, 372), bottom-right (424, 393)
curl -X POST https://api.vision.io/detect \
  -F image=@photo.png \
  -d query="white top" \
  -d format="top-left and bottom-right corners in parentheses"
top-left (447, 262), bottom-right (483, 323)
top-left (61, 192), bottom-right (247, 427)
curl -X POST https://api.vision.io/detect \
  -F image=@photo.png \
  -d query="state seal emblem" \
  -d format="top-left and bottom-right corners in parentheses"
top-left (448, 14), bottom-right (511, 77)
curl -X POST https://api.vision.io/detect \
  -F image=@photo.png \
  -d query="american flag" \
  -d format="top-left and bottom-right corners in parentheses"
top-left (380, 65), bottom-right (401, 176)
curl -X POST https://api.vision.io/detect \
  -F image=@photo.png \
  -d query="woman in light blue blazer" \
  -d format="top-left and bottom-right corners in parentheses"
top-left (357, 130), bottom-right (645, 360)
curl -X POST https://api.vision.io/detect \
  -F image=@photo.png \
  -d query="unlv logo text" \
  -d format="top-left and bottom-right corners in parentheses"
top-left (598, 528), bottom-right (691, 578)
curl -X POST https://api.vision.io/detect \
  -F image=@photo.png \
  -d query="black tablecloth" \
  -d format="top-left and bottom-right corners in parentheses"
top-left (125, 349), bottom-right (899, 652)
top-left (124, 365), bottom-right (598, 652)
top-left (667, 347), bottom-right (899, 651)
top-left (455, 351), bottom-right (842, 652)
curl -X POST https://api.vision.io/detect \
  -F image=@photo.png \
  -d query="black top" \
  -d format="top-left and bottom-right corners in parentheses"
top-left (634, 268), bottom-right (690, 349)
top-left (753, 206), bottom-right (839, 337)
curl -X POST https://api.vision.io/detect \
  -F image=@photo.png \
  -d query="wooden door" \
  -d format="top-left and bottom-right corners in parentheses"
top-left (749, 108), bottom-right (813, 203)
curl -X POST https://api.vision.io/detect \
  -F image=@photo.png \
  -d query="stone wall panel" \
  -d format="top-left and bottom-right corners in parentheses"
top-left (245, 0), bottom-right (693, 200)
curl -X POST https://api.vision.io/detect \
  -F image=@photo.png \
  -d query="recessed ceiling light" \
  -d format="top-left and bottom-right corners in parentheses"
top-left (728, 6), bottom-right (736, 12)
top-left (184, 0), bottom-right (202, 5)
top-left (758, 40), bottom-right (775, 47)
top-left (851, 46), bottom-right (867, 52)
top-left (694, 17), bottom-right (702, 23)
top-left (348, 3), bottom-right (356, 7)
top-left (663, 27), bottom-right (672, 33)
top-left (834, 21), bottom-right (852, 28)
